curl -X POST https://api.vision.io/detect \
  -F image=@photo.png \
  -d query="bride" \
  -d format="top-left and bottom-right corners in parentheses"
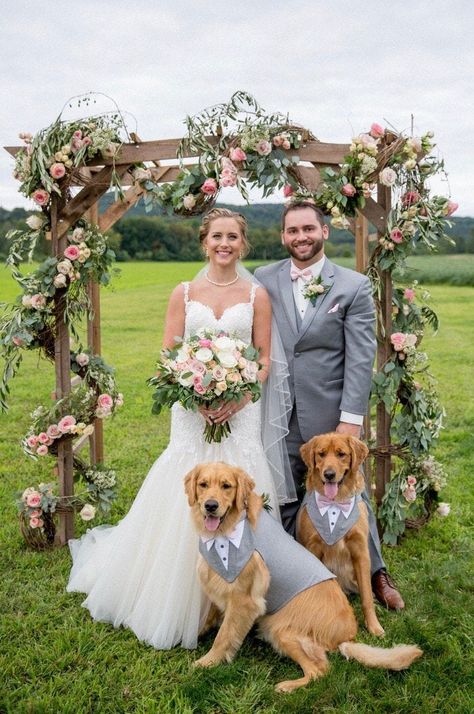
top-left (67, 207), bottom-right (295, 649)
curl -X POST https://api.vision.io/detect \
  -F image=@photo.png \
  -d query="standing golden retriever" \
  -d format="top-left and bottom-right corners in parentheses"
top-left (297, 433), bottom-right (384, 636)
top-left (185, 462), bottom-right (421, 693)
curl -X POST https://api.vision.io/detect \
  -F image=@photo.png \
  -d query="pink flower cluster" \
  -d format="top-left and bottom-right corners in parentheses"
top-left (71, 129), bottom-right (92, 154)
top-left (95, 392), bottom-right (123, 419)
top-left (22, 293), bottom-right (47, 310)
top-left (201, 178), bottom-right (218, 195)
top-left (390, 332), bottom-right (417, 360)
top-left (218, 158), bottom-right (238, 188)
top-left (272, 133), bottom-right (291, 150)
top-left (26, 415), bottom-right (78, 456)
top-left (403, 475), bottom-right (417, 502)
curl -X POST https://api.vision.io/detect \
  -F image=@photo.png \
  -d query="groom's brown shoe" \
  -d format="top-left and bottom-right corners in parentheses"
top-left (372, 569), bottom-right (405, 610)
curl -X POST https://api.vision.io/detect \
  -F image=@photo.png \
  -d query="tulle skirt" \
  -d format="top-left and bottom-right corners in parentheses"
top-left (67, 401), bottom-right (280, 649)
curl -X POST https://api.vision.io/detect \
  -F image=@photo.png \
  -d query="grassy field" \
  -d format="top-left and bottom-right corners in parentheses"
top-left (1, 262), bottom-right (473, 713)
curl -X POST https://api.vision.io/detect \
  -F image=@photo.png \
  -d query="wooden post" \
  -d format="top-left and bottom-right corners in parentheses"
top-left (354, 211), bottom-right (373, 493)
top-left (375, 185), bottom-right (393, 510)
top-left (51, 196), bottom-right (75, 544)
top-left (86, 202), bottom-right (104, 466)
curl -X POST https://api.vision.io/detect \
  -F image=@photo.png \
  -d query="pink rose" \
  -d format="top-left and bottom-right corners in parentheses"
top-left (73, 130), bottom-right (82, 139)
top-left (402, 191), bottom-right (421, 207)
top-left (201, 178), bottom-right (218, 195)
top-left (390, 228), bottom-right (404, 244)
top-left (255, 140), bottom-right (272, 156)
top-left (27, 435), bottom-right (39, 448)
top-left (64, 245), bottom-right (80, 261)
top-left (71, 137), bottom-right (83, 153)
top-left (29, 516), bottom-right (44, 529)
top-left (445, 200), bottom-right (458, 216)
top-left (282, 139), bottom-right (291, 150)
top-left (38, 432), bottom-right (49, 444)
top-left (26, 492), bottom-right (42, 507)
top-left (219, 174), bottom-right (237, 188)
top-left (407, 476), bottom-right (417, 486)
top-left (36, 445), bottom-right (48, 456)
top-left (12, 336), bottom-right (25, 347)
top-left (193, 376), bottom-right (206, 394)
top-left (272, 135), bottom-right (284, 147)
top-left (29, 509), bottom-right (42, 518)
top-left (341, 183), bottom-right (356, 197)
top-left (390, 332), bottom-right (406, 351)
top-left (58, 415), bottom-right (76, 433)
top-left (189, 360), bottom-right (206, 375)
top-left (229, 147), bottom-right (246, 162)
top-left (46, 424), bottom-right (61, 439)
top-left (198, 339), bottom-right (212, 348)
top-left (49, 163), bottom-right (66, 179)
top-left (32, 189), bottom-right (50, 206)
top-left (404, 288), bottom-right (415, 302)
top-left (283, 184), bottom-right (294, 198)
top-left (403, 487), bottom-right (416, 503)
top-left (97, 393), bottom-right (113, 410)
top-left (370, 123), bottom-right (384, 139)
top-left (82, 136), bottom-right (92, 147)
top-left (30, 293), bottom-right (47, 309)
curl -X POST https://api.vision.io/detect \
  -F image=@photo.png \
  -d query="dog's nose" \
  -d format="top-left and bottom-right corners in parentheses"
top-left (204, 499), bottom-right (219, 513)
top-left (323, 469), bottom-right (336, 481)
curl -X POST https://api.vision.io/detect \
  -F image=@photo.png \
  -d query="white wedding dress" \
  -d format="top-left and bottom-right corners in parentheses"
top-left (67, 282), bottom-right (281, 649)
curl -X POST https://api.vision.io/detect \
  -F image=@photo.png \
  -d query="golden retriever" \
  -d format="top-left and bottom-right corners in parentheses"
top-left (185, 462), bottom-right (422, 693)
top-left (297, 433), bottom-right (385, 636)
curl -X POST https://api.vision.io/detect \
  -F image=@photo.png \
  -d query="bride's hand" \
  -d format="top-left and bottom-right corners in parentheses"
top-left (199, 394), bottom-right (252, 425)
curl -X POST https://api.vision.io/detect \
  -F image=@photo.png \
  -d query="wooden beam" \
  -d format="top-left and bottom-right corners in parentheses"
top-left (292, 165), bottom-right (321, 192)
top-left (359, 196), bottom-right (388, 233)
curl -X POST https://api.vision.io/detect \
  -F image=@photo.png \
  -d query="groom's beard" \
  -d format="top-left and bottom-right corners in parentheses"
top-left (285, 238), bottom-right (325, 264)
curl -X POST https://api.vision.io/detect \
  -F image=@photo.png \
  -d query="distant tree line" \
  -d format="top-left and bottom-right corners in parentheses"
top-left (1, 201), bottom-right (473, 262)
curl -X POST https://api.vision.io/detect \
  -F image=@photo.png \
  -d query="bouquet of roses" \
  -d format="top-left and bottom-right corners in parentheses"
top-left (148, 329), bottom-right (262, 442)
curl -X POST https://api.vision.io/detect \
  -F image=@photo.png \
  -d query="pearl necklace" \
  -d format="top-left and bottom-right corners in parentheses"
top-left (205, 272), bottom-right (239, 287)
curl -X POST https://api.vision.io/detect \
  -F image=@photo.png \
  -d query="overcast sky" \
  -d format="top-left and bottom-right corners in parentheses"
top-left (1, 0), bottom-right (473, 215)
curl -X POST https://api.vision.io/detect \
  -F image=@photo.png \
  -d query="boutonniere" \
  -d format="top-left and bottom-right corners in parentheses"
top-left (302, 276), bottom-right (331, 306)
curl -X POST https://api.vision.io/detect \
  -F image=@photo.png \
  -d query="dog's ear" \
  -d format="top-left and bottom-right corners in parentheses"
top-left (233, 467), bottom-right (255, 513)
top-left (300, 436), bottom-right (318, 469)
top-left (348, 436), bottom-right (369, 472)
top-left (184, 466), bottom-right (201, 506)
top-left (246, 491), bottom-right (263, 529)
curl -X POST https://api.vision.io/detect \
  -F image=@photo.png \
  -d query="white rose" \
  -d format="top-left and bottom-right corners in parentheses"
top-left (53, 274), bottom-right (67, 288)
top-left (72, 228), bottom-right (85, 242)
top-left (214, 336), bottom-right (236, 351)
top-left (22, 295), bottom-right (33, 307)
top-left (83, 424), bottom-right (95, 437)
top-left (178, 373), bottom-right (194, 387)
top-left (436, 502), bottom-right (450, 517)
top-left (183, 194), bottom-right (197, 210)
top-left (76, 352), bottom-right (90, 367)
top-left (82, 247), bottom-right (91, 259)
top-left (176, 348), bottom-right (190, 363)
top-left (217, 351), bottom-right (238, 368)
top-left (194, 348), bottom-right (213, 363)
top-left (26, 214), bottom-right (44, 231)
top-left (378, 168), bottom-right (397, 187)
top-left (242, 367), bottom-right (257, 383)
top-left (215, 381), bottom-right (228, 394)
top-left (57, 259), bottom-right (73, 275)
top-left (79, 504), bottom-right (96, 521)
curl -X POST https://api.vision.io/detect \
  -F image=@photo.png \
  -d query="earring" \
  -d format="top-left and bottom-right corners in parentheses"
top-left (239, 251), bottom-right (243, 259)
top-left (203, 247), bottom-right (209, 258)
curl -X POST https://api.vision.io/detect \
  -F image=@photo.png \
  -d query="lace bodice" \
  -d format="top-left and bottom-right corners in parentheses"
top-left (183, 281), bottom-right (256, 343)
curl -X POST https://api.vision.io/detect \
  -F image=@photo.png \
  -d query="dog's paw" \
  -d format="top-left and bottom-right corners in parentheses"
top-left (193, 652), bottom-right (220, 668)
top-left (367, 620), bottom-right (385, 637)
top-left (275, 679), bottom-right (300, 693)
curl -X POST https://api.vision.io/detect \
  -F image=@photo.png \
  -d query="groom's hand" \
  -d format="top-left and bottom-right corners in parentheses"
top-left (336, 422), bottom-right (362, 438)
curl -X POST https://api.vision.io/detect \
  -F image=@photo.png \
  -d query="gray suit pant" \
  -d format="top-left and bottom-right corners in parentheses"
top-left (281, 407), bottom-right (385, 575)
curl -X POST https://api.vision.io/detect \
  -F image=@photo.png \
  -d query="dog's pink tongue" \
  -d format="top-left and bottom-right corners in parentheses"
top-left (324, 482), bottom-right (338, 500)
top-left (204, 515), bottom-right (221, 532)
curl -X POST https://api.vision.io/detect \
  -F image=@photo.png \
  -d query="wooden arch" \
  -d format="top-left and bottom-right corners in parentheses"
top-left (5, 136), bottom-right (393, 543)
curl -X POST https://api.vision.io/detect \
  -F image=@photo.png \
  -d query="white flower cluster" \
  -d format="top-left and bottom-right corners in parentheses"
top-left (85, 468), bottom-right (117, 489)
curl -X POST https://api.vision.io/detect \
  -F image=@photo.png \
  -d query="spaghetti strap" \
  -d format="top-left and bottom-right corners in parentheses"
top-left (250, 283), bottom-right (258, 306)
top-left (182, 281), bottom-right (190, 305)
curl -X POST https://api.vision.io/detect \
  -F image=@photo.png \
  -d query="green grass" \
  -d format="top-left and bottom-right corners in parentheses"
top-left (332, 254), bottom-right (474, 286)
top-left (1, 264), bottom-right (473, 713)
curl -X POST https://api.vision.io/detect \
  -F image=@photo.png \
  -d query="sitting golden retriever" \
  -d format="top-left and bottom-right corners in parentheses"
top-left (185, 462), bottom-right (421, 693)
top-left (297, 433), bottom-right (384, 636)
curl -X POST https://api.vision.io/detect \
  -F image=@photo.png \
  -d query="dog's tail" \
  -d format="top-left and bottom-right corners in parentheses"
top-left (338, 641), bottom-right (422, 670)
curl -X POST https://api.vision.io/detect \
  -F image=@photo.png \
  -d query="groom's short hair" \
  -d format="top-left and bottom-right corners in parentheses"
top-left (281, 201), bottom-right (326, 230)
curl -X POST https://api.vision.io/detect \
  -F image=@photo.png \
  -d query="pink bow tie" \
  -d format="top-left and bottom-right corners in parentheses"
top-left (316, 492), bottom-right (354, 514)
top-left (290, 266), bottom-right (313, 282)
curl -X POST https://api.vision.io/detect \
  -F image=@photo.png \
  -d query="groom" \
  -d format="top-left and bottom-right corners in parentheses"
top-left (255, 201), bottom-right (404, 610)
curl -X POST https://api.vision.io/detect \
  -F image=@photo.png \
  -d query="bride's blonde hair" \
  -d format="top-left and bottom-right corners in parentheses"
top-left (199, 208), bottom-right (251, 258)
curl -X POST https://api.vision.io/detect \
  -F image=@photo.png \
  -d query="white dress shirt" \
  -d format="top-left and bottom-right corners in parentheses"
top-left (290, 256), bottom-right (363, 427)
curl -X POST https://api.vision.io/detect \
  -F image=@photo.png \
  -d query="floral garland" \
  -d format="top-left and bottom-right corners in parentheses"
top-left (133, 91), bottom-right (310, 215)
top-left (3, 106), bottom-right (124, 544)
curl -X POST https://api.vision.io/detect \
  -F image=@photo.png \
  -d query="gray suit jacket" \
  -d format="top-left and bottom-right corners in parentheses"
top-left (255, 257), bottom-right (376, 441)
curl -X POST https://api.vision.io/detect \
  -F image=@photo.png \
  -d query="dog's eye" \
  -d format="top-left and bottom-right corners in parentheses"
top-left (318, 451), bottom-right (326, 458)
top-left (337, 451), bottom-right (347, 458)
top-left (221, 483), bottom-right (232, 490)
top-left (198, 481), bottom-right (208, 489)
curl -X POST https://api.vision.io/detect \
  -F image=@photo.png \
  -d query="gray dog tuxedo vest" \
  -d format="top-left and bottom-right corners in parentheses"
top-left (199, 509), bottom-right (335, 614)
top-left (301, 491), bottom-right (362, 546)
